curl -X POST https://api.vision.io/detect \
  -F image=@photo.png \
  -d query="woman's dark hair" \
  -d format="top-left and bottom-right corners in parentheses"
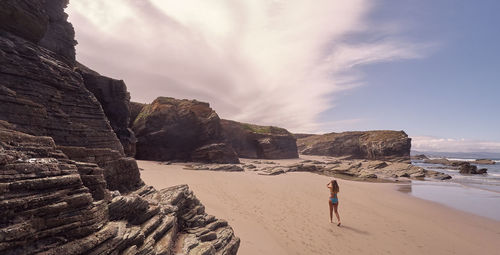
top-left (331, 180), bottom-right (339, 193)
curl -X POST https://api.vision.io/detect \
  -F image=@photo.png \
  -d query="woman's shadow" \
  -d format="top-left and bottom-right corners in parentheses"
top-left (339, 225), bottom-right (369, 235)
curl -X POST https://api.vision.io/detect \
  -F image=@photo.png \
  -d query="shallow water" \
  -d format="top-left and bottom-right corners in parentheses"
top-left (401, 181), bottom-right (500, 221)
top-left (406, 159), bottom-right (500, 221)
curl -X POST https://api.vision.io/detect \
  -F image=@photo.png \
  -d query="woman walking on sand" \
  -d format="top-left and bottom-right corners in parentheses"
top-left (327, 179), bottom-right (341, 226)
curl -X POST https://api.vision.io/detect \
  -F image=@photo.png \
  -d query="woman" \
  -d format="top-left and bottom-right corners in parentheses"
top-left (327, 179), bottom-right (341, 226)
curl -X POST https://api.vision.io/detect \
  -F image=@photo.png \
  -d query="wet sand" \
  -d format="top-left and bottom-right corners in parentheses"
top-left (138, 158), bottom-right (500, 255)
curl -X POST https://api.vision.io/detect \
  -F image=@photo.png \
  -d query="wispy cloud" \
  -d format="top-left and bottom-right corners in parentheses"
top-left (68, 0), bottom-right (428, 133)
top-left (412, 136), bottom-right (500, 153)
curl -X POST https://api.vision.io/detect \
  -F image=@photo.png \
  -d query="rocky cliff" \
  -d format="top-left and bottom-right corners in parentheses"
top-left (132, 97), bottom-right (240, 163)
top-left (76, 63), bottom-right (137, 157)
top-left (297, 131), bottom-right (411, 161)
top-left (221, 119), bottom-right (298, 159)
top-left (0, 1), bottom-right (239, 254)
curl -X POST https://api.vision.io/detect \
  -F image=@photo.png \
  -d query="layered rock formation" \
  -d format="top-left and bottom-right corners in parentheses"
top-left (0, 123), bottom-right (240, 254)
top-left (297, 131), bottom-right (411, 161)
top-left (221, 120), bottom-right (298, 159)
top-left (76, 63), bottom-right (137, 157)
top-left (0, 1), bottom-right (239, 254)
top-left (132, 97), bottom-right (239, 163)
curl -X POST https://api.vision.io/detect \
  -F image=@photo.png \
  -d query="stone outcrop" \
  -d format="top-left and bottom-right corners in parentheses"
top-left (132, 97), bottom-right (240, 163)
top-left (76, 63), bottom-right (137, 157)
top-left (0, 123), bottom-right (240, 254)
top-left (456, 162), bottom-right (488, 175)
top-left (297, 131), bottom-right (411, 161)
top-left (240, 156), bottom-right (451, 180)
top-left (221, 119), bottom-right (299, 159)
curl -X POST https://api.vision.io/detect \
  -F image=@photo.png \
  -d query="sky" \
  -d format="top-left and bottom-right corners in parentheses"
top-left (67, 0), bottom-right (500, 153)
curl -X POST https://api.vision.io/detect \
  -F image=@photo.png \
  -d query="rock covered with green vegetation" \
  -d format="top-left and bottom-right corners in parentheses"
top-left (221, 119), bottom-right (299, 159)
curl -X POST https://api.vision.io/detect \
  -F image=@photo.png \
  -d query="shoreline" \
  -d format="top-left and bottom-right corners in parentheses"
top-left (138, 159), bottom-right (500, 255)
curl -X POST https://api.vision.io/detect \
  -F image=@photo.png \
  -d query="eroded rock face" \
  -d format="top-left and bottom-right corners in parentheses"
top-left (297, 131), bottom-right (411, 161)
top-left (0, 32), bottom-right (123, 154)
top-left (0, 0), bottom-right (48, 44)
top-left (77, 63), bottom-right (137, 157)
top-left (132, 97), bottom-right (240, 163)
top-left (38, 0), bottom-right (76, 64)
top-left (0, 123), bottom-right (240, 254)
top-left (221, 119), bottom-right (299, 159)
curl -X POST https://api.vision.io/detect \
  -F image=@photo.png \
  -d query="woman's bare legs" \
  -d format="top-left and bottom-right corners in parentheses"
top-left (328, 200), bottom-right (333, 223)
top-left (333, 202), bottom-right (341, 226)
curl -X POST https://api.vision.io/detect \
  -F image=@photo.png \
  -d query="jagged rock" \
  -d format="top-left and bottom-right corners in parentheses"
top-left (0, 123), bottom-right (239, 255)
top-left (188, 164), bottom-right (244, 172)
top-left (297, 130), bottom-right (411, 161)
top-left (132, 97), bottom-right (239, 163)
top-left (77, 62), bottom-right (137, 157)
top-left (300, 159), bottom-right (324, 164)
top-left (38, 0), bottom-right (76, 64)
top-left (457, 162), bottom-right (487, 174)
top-left (0, 32), bottom-right (123, 154)
top-left (57, 146), bottom-right (143, 193)
top-left (0, 125), bottom-right (109, 253)
top-left (221, 119), bottom-right (298, 159)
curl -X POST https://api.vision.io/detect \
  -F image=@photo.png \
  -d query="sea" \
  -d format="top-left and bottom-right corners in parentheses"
top-left (404, 158), bottom-right (500, 221)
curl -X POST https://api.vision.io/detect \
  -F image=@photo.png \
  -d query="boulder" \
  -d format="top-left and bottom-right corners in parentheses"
top-left (297, 130), bottom-right (411, 161)
top-left (77, 62), bottom-right (137, 157)
top-left (457, 162), bottom-right (487, 174)
top-left (221, 119), bottom-right (299, 159)
top-left (132, 97), bottom-right (239, 163)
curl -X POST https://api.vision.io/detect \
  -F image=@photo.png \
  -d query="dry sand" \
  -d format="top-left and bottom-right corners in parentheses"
top-left (138, 157), bottom-right (500, 255)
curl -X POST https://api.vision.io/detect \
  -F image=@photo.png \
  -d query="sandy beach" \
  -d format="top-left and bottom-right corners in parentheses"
top-left (138, 158), bottom-right (500, 255)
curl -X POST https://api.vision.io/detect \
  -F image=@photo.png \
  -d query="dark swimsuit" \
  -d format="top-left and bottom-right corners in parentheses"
top-left (330, 193), bottom-right (338, 204)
